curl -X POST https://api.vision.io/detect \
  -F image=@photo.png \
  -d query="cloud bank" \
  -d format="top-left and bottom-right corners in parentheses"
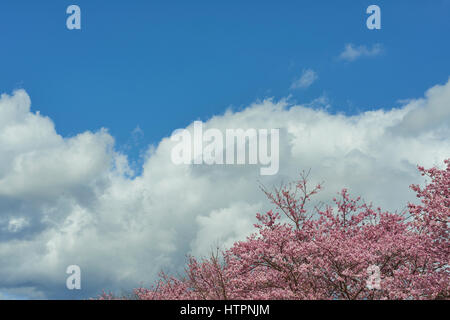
top-left (0, 78), bottom-right (449, 298)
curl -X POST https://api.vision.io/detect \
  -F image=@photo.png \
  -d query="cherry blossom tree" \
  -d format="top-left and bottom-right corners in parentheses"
top-left (101, 160), bottom-right (449, 300)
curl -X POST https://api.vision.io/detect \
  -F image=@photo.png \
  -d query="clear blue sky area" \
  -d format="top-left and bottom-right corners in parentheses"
top-left (1, 0), bottom-right (449, 159)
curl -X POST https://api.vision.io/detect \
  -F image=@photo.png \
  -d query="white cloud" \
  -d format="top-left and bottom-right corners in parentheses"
top-left (291, 69), bottom-right (318, 89)
top-left (7, 217), bottom-right (29, 233)
top-left (339, 43), bottom-right (383, 62)
top-left (191, 202), bottom-right (260, 257)
top-left (0, 78), bottom-right (449, 298)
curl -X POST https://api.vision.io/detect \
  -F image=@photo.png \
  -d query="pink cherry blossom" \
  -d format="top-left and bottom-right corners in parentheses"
top-left (99, 160), bottom-right (449, 300)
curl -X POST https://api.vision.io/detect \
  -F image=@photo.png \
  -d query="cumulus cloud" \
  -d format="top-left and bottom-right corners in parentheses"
top-left (339, 43), bottom-right (383, 62)
top-left (0, 78), bottom-right (449, 298)
top-left (291, 69), bottom-right (318, 89)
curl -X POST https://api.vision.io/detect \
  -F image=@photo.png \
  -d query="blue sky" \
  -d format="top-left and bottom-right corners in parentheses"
top-left (1, 0), bottom-right (449, 161)
top-left (0, 1), bottom-right (449, 299)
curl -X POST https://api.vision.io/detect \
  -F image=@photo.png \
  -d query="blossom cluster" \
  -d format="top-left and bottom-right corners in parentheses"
top-left (100, 160), bottom-right (449, 300)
